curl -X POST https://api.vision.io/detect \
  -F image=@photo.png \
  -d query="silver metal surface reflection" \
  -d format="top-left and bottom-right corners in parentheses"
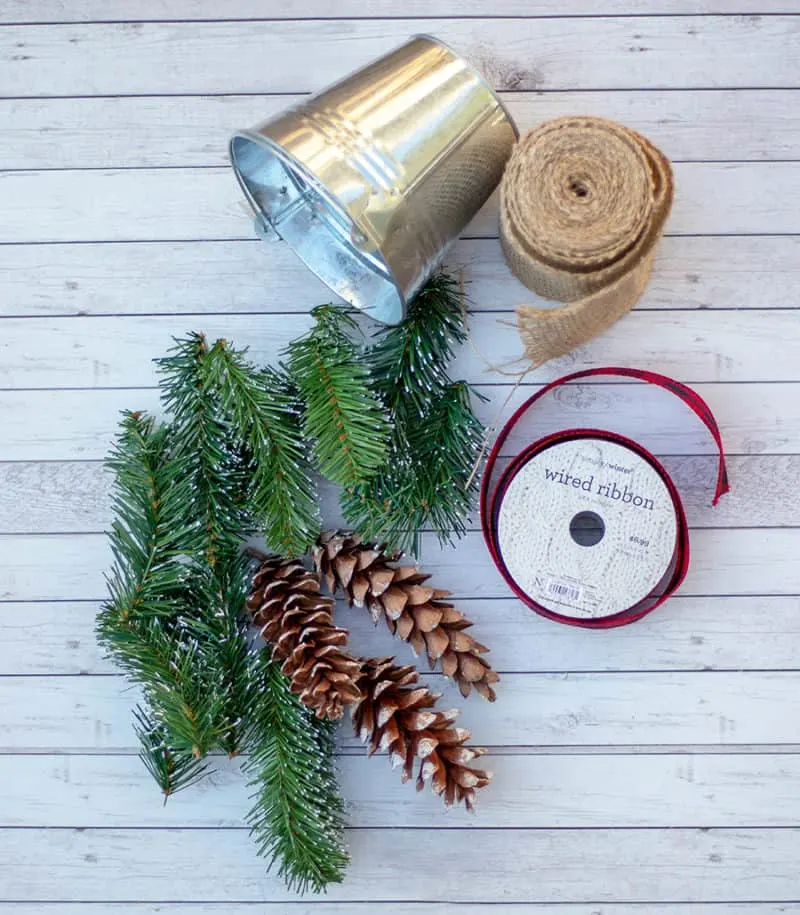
top-left (229, 35), bottom-right (518, 324)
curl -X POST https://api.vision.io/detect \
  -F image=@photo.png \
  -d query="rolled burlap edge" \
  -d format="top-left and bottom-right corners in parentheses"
top-left (499, 116), bottom-right (674, 369)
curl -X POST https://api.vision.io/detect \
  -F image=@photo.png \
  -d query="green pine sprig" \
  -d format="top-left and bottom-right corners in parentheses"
top-left (370, 272), bottom-right (469, 413)
top-left (97, 411), bottom-right (222, 792)
top-left (287, 305), bottom-right (390, 488)
top-left (157, 333), bottom-right (250, 566)
top-left (133, 707), bottom-right (209, 800)
top-left (186, 551), bottom-right (253, 757)
top-left (406, 380), bottom-right (485, 537)
top-left (244, 655), bottom-right (349, 895)
top-left (157, 335), bottom-right (253, 756)
top-left (200, 339), bottom-right (320, 556)
top-left (341, 273), bottom-right (485, 555)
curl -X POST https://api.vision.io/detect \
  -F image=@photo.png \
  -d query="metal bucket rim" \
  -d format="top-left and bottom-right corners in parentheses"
top-left (229, 129), bottom-right (407, 319)
top-left (410, 33), bottom-right (520, 141)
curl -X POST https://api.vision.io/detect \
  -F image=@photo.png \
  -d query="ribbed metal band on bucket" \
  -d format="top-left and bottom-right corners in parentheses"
top-left (229, 35), bottom-right (517, 324)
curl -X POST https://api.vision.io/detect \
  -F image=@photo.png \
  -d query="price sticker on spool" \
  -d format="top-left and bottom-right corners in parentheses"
top-left (480, 368), bottom-right (730, 628)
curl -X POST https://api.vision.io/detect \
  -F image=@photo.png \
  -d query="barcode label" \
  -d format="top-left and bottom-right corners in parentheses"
top-left (548, 580), bottom-right (582, 603)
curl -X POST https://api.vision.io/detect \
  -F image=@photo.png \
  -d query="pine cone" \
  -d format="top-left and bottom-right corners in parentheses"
top-left (314, 531), bottom-right (499, 701)
top-left (352, 657), bottom-right (491, 811)
top-left (247, 556), bottom-right (362, 721)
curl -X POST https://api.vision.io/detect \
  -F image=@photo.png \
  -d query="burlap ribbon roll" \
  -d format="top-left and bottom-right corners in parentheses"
top-left (500, 116), bottom-right (674, 369)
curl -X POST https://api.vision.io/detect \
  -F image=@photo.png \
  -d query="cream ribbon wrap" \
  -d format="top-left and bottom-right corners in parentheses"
top-left (500, 116), bottom-right (674, 369)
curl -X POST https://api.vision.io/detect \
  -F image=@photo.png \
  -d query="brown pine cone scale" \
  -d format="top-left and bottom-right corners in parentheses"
top-left (315, 531), bottom-right (499, 701)
top-left (247, 556), bottom-right (362, 721)
top-left (352, 657), bottom-right (491, 810)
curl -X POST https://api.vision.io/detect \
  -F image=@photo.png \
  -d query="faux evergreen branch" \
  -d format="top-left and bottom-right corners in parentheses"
top-left (369, 271), bottom-right (469, 414)
top-left (341, 274), bottom-right (485, 555)
top-left (157, 333), bottom-right (249, 566)
top-left (97, 412), bottom-right (222, 789)
top-left (405, 381), bottom-right (485, 541)
top-left (104, 613), bottom-right (225, 752)
top-left (102, 411), bottom-right (197, 614)
top-left (156, 335), bottom-right (260, 756)
top-left (188, 552), bottom-right (253, 756)
top-left (133, 706), bottom-right (209, 799)
top-left (244, 656), bottom-right (349, 894)
top-left (287, 305), bottom-right (390, 488)
top-left (201, 339), bottom-right (320, 556)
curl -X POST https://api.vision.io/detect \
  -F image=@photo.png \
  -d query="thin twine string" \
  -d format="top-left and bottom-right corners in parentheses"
top-left (458, 271), bottom-right (536, 489)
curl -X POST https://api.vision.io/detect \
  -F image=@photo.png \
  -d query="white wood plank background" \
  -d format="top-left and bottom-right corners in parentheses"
top-left (2, 3), bottom-right (800, 911)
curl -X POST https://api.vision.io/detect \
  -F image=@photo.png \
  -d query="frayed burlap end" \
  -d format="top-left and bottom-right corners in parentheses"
top-left (500, 116), bottom-right (673, 369)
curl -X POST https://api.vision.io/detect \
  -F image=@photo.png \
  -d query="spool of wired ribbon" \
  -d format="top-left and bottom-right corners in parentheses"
top-left (480, 368), bottom-right (730, 628)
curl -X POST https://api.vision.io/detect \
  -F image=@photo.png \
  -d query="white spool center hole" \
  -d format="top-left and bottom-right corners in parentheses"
top-left (569, 510), bottom-right (605, 547)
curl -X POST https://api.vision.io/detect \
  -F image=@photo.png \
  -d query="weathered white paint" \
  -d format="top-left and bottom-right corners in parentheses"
top-left (1, 162), bottom-right (799, 243)
top-left (2, 4), bottom-right (800, 909)
top-left (6, 595), bottom-right (800, 676)
top-left (2, 670), bottom-right (799, 752)
top-left (3, 528), bottom-right (800, 602)
top-left (6, 752), bottom-right (800, 828)
top-left (6, 91), bottom-right (800, 170)
top-left (1, 381), bottom-right (795, 463)
top-left (3, 236), bottom-right (800, 318)
top-left (3, 18), bottom-right (799, 96)
top-left (1, 1), bottom-right (795, 22)
top-left (3, 907), bottom-right (800, 915)
top-left (3, 826), bottom-right (800, 902)
top-left (2, 907), bottom-right (799, 915)
top-left (3, 310), bottom-right (800, 390)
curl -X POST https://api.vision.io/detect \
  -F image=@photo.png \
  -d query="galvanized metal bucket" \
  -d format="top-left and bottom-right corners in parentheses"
top-left (229, 35), bottom-right (518, 324)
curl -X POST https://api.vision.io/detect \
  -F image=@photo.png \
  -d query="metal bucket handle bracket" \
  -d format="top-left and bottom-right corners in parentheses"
top-left (253, 213), bottom-right (281, 242)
